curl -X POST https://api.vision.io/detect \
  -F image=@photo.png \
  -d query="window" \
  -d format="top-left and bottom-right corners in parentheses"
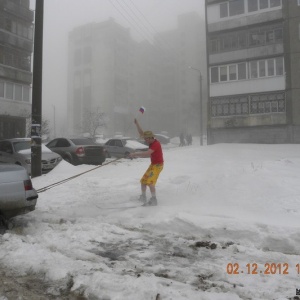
top-left (266, 30), bottom-right (275, 43)
top-left (248, 0), bottom-right (258, 12)
top-left (275, 57), bottom-right (284, 75)
top-left (238, 33), bottom-right (247, 47)
top-left (238, 63), bottom-right (246, 80)
top-left (6, 82), bottom-right (13, 99)
top-left (220, 2), bottom-right (228, 18)
top-left (229, 65), bottom-right (237, 80)
top-left (23, 86), bottom-right (30, 102)
top-left (220, 66), bottom-right (227, 81)
top-left (229, 0), bottom-right (245, 16)
top-left (15, 84), bottom-right (22, 101)
top-left (274, 28), bottom-right (283, 41)
top-left (259, 0), bottom-right (268, 9)
top-left (267, 59), bottom-right (275, 76)
top-left (250, 61), bottom-right (258, 78)
top-left (249, 31), bottom-right (260, 46)
top-left (210, 39), bottom-right (219, 53)
top-left (211, 67), bottom-right (219, 83)
top-left (298, 0), bottom-right (300, 5)
top-left (270, 0), bottom-right (281, 7)
top-left (259, 60), bottom-right (266, 77)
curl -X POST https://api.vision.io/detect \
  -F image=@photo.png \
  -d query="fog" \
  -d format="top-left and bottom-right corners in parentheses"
top-left (30, 0), bottom-right (205, 138)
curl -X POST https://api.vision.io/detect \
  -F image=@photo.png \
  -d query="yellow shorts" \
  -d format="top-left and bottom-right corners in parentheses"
top-left (140, 164), bottom-right (164, 186)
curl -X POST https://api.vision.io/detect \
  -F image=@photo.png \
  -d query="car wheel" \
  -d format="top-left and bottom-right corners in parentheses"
top-left (106, 152), bottom-right (111, 158)
top-left (124, 151), bottom-right (130, 158)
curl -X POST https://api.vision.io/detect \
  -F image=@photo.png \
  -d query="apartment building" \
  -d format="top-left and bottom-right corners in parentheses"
top-left (0, 0), bottom-right (34, 138)
top-left (206, 0), bottom-right (300, 144)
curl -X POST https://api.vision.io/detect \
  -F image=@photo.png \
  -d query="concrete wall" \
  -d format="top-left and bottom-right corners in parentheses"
top-left (210, 76), bottom-right (285, 97)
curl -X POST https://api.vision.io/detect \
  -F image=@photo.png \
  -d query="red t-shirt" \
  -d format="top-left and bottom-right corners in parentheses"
top-left (149, 139), bottom-right (164, 164)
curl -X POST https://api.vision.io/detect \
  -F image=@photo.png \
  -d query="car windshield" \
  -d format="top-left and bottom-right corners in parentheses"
top-left (13, 141), bottom-right (31, 152)
top-left (70, 138), bottom-right (96, 145)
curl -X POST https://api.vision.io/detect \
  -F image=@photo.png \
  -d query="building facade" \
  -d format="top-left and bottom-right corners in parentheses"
top-left (206, 0), bottom-right (300, 144)
top-left (0, 0), bottom-right (34, 138)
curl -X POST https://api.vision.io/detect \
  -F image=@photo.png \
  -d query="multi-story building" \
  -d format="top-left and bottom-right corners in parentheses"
top-left (152, 12), bottom-right (205, 137)
top-left (0, 0), bottom-right (34, 138)
top-left (206, 0), bottom-right (300, 144)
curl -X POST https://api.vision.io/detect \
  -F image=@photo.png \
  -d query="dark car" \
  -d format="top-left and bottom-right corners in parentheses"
top-left (0, 138), bottom-right (62, 175)
top-left (46, 137), bottom-right (106, 165)
top-left (0, 164), bottom-right (38, 231)
top-left (104, 138), bottom-right (148, 158)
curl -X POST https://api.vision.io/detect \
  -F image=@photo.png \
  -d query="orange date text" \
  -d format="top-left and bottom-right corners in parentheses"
top-left (226, 263), bottom-right (300, 275)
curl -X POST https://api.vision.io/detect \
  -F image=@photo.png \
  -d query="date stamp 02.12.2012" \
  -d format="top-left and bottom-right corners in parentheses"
top-left (226, 263), bottom-right (300, 275)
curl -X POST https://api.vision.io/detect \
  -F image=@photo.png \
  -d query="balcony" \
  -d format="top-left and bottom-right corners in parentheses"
top-left (0, 30), bottom-right (33, 52)
top-left (208, 9), bottom-right (283, 32)
top-left (210, 43), bottom-right (284, 65)
top-left (0, 0), bottom-right (34, 22)
top-left (0, 64), bottom-right (32, 84)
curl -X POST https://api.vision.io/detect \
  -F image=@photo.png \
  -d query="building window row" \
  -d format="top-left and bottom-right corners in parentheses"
top-left (0, 17), bottom-right (33, 40)
top-left (220, 0), bottom-right (281, 19)
top-left (210, 57), bottom-right (284, 83)
top-left (209, 24), bottom-right (283, 53)
top-left (0, 80), bottom-right (30, 102)
top-left (0, 48), bottom-right (31, 71)
top-left (211, 92), bottom-right (285, 117)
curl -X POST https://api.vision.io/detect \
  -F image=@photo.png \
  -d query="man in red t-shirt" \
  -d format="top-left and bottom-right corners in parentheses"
top-left (129, 119), bottom-right (164, 206)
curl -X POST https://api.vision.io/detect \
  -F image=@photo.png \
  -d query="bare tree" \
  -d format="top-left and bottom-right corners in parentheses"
top-left (82, 107), bottom-right (107, 139)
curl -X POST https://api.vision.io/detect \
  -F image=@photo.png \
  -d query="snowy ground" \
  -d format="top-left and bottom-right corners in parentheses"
top-left (1, 140), bottom-right (300, 299)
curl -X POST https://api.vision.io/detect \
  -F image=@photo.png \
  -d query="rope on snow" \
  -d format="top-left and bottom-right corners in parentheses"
top-left (36, 157), bottom-right (123, 193)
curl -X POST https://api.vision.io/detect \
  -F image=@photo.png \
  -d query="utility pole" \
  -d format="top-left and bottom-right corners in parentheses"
top-left (31, 0), bottom-right (44, 177)
top-left (189, 66), bottom-right (204, 146)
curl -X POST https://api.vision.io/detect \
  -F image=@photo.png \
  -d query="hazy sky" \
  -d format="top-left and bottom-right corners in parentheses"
top-left (30, 0), bottom-right (205, 136)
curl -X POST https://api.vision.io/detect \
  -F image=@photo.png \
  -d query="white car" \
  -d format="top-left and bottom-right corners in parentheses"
top-left (0, 138), bottom-right (62, 175)
top-left (0, 164), bottom-right (38, 232)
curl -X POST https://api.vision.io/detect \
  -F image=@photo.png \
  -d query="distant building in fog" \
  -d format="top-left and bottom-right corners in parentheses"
top-left (67, 13), bottom-right (204, 138)
top-left (67, 18), bottom-right (133, 137)
top-left (206, 0), bottom-right (300, 144)
top-left (0, 0), bottom-right (33, 138)
top-left (150, 12), bottom-right (206, 137)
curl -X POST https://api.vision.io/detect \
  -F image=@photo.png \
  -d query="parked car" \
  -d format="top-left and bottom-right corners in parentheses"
top-left (104, 138), bottom-right (148, 158)
top-left (46, 137), bottom-right (106, 165)
top-left (0, 138), bottom-right (62, 175)
top-left (0, 164), bottom-right (38, 231)
top-left (153, 133), bottom-right (170, 144)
